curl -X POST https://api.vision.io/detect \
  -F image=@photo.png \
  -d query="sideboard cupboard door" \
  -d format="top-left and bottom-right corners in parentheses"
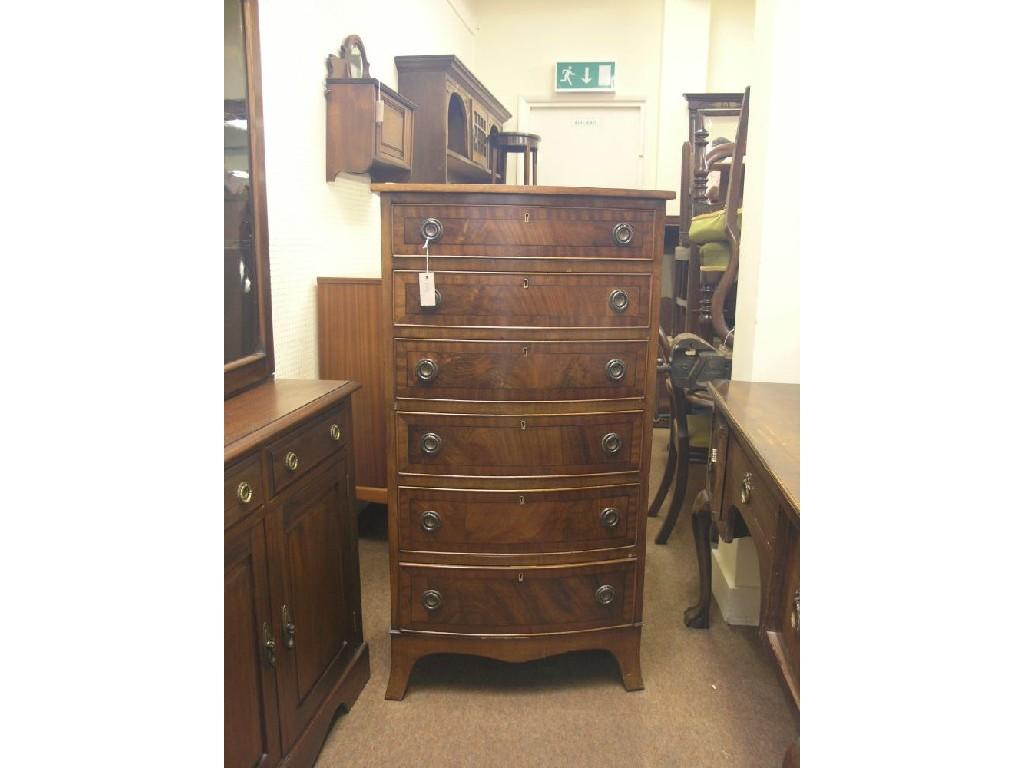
top-left (225, 519), bottom-right (281, 768)
top-left (266, 459), bottom-right (360, 751)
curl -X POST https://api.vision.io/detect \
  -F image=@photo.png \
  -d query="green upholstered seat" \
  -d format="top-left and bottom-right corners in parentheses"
top-left (686, 411), bottom-right (711, 449)
top-left (698, 241), bottom-right (730, 272)
top-left (689, 208), bottom-right (742, 245)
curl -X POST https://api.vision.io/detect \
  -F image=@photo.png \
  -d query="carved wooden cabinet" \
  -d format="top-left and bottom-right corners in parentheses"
top-left (373, 183), bottom-right (674, 699)
top-left (325, 78), bottom-right (415, 182)
top-left (225, 380), bottom-right (369, 768)
top-left (394, 56), bottom-right (510, 183)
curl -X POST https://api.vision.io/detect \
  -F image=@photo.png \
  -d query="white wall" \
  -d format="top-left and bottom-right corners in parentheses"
top-left (707, 0), bottom-right (755, 92)
top-left (258, 0), bottom-right (478, 379)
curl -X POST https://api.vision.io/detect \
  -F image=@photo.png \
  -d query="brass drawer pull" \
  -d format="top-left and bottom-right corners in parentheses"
top-left (415, 358), bottom-right (439, 382)
top-left (612, 222), bottom-right (634, 245)
top-left (792, 589), bottom-right (800, 631)
top-left (420, 217), bottom-right (443, 242)
top-left (262, 622), bottom-right (276, 667)
top-left (740, 472), bottom-right (753, 504)
top-left (421, 432), bottom-right (442, 455)
top-left (601, 432), bottom-right (623, 456)
top-left (236, 481), bottom-right (254, 504)
top-left (595, 584), bottom-right (616, 606)
top-left (284, 451), bottom-right (299, 472)
top-left (282, 604), bottom-right (296, 649)
top-left (605, 358), bottom-right (626, 382)
top-left (608, 289), bottom-right (629, 313)
top-left (421, 288), bottom-right (443, 310)
top-left (600, 507), bottom-right (620, 529)
top-left (420, 510), bottom-right (442, 532)
top-left (329, 423), bottom-right (342, 441)
top-left (421, 589), bottom-right (443, 611)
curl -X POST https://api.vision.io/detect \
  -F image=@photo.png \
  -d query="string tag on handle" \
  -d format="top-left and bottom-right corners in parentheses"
top-left (418, 238), bottom-right (435, 307)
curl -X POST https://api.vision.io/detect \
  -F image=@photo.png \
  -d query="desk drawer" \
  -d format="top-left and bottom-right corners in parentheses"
top-left (395, 339), bottom-right (648, 400)
top-left (224, 454), bottom-right (265, 529)
top-left (723, 439), bottom-right (780, 552)
top-left (393, 271), bottom-right (651, 329)
top-left (397, 485), bottom-right (640, 554)
top-left (392, 204), bottom-right (656, 258)
top-left (398, 560), bottom-right (637, 633)
top-left (266, 405), bottom-right (348, 495)
top-left (397, 411), bottom-right (643, 476)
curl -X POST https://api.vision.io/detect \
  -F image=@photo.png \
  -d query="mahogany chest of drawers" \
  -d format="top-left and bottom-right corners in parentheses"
top-left (373, 184), bottom-right (674, 699)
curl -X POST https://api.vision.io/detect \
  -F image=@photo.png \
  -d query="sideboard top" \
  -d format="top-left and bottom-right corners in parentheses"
top-left (370, 183), bottom-right (676, 200)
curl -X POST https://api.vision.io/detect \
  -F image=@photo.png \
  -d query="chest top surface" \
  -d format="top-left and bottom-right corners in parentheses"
top-left (370, 183), bottom-right (676, 200)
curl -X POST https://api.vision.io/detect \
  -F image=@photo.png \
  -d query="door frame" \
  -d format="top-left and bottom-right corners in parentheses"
top-left (517, 97), bottom-right (648, 187)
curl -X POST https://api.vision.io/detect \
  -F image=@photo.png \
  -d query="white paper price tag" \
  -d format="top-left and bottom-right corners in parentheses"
top-left (418, 272), bottom-right (436, 307)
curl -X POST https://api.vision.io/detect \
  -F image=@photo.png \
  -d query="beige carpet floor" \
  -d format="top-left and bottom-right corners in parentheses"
top-left (316, 437), bottom-right (798, 767)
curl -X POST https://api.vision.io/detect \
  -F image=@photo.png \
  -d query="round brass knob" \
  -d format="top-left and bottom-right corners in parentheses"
top-left (608, 289), bottom-right (630, 313)
top-left (421, 510), bottom-right (441, 532)
top-left (595, 584), bottom-right (616, 606)
top-left (740, 472), bottom-right (753, 504)
top-left (415, 358), bottom-right (439, 383)
top-left (421, 589), bottom-right (443, 611)
top-left (612, 222), bottom-right (634, 245)
top-left (605, 358), bottom-right (626, 382)
top-left (284, 451), bottom-right (299, 472)
top-left (420, 217), bottom-right (444, 242)
top-left (600, 507), bottom-right (620, 529)
top-left (601, 432), bottom-right (623, 456)
top-left (237, 481), bottom-right (254, 504)
top-left (421, 432), bottom-right (442, 455)
top-left (329, 423), bottom-right (341, 441)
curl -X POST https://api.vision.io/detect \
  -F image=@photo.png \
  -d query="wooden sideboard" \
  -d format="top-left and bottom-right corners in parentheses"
top-left (373, 183), bottom-right (674, 699)
top-left (685, 380), bottom-right (800, 709)
top-left (225, 379), bottom-right (369, 768)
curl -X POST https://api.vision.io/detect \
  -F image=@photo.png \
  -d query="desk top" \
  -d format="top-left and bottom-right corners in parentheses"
top-left (708, 380), bottom-right (799, 515)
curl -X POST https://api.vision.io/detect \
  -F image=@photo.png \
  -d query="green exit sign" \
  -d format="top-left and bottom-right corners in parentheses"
top-left (555, 61), bottom-right (615, 92)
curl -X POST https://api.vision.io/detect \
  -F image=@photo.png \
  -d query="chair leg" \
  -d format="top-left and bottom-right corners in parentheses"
top-left (683, 489), bottom-right (712, 628)
top-left (648, 423), bottom-right (676, 517)
top-left (655, 422), bottom-right (690, 545)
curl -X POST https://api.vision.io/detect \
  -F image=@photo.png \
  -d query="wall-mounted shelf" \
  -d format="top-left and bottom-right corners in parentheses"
top-left (325, 78), bottom-right (416, 182)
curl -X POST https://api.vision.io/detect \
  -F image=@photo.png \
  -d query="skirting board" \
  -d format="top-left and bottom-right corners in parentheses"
top-left (710, 541), bottom-right (761, 626)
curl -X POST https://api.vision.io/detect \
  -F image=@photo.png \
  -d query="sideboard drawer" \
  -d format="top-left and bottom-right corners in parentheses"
top-left (266, 405), bottom-right (348, 494)
top-left (392, 204), bottom-right (656, 258)
top-left (224, 454), bottom-right (265, 529)
top-left (395, 339), bottom-right (648, 400)
top-left (724, 439), bottom-right (780, 552)
top-left (397, 485), bottom-right (640, 554)
top-left (397, 412), bottom-right (643, 476)
top-left (398, 560), bottom-right (638, 633)
top-left (393, 271), bottom-right (651, 329)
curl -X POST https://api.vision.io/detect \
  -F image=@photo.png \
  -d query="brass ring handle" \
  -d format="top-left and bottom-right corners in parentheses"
top-left (605, 358), bottom-right (626, 382)
top-left (740, 472), bottom-right (753, 504)
top-left (415, 358), bottom-right (439, 383)
top-left (421, 589), bottom-right (443, 611)
top-left (421, 510), bottom-right (442, 532)
top-left (612, 222), bottom-right (634, 245)
top-left (608, 289), bottom-right (630, 313)
top-left (236, 481), bottom-right (254, 504)
top-left (421, 432), bottom-right (442, 455)
top-left (329, 423), bottom-right (342, 441)
top-left (595, 584), bottom-right (616, 606)
top-left (600, 507), bottom-right (620, 529)
top-left (421, 288), bottom-right (442, 310)
top-left (601, 432), bottom-right (623, 456)
top-left (421, 217), bottom-right (444, 242)
top-left (284, 451), bottom-right (299, 472)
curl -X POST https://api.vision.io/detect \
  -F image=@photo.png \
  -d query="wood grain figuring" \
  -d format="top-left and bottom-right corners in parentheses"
top-left (393, 271), bottom-right (651, 329)
top-left (394, 339), bottom-right (648, 400)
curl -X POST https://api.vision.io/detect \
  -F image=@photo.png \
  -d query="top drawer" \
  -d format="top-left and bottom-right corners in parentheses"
top-left (265, 404), bottom-right (349, 495)
top-left (392, 205), bottom-right (656, 258)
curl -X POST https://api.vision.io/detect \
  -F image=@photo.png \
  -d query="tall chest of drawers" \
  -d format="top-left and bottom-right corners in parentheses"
top-left (373, 184), bottom-right (674, 699)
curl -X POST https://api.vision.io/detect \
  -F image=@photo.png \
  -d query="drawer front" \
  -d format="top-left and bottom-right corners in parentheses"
top-left (395, 339), bottom-right (648, 400)
top-left (375, 91), bottom-right (412, 166)
top-left (393, 271), bottom-right (651, 328)
top-left (398, 560), bottom-right (637, 633)
top-left (266, 405), bottom-right (349, 495)
top-left (397, 412), bottom-right (643, 476)
top-left (709, 409), bottom-right (730, 519)
top-left (397, 485), bottom-right (640, 554)
top-left (392, 204), bottom-right (656, 258)
top-left (723, 438), bottom-right (780, 552)
top-left (781, 531), bottom-right (800, 682)
top-left (224, 453), bottom-right (265, 529)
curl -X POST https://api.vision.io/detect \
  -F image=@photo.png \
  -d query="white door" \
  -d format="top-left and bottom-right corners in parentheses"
top-left (521, 103), bottom-right (644, 188)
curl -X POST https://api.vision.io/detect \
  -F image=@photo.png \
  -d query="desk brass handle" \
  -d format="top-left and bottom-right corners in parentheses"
top-left (421, 432), bottom-right (442, 455)
top-left (415, 358), bottom-right (439, 382)
top-left (421, 510), bottom-right (441, 532)
top-left (600, 507), bottom-right (620, 529)
top-left (329, 423), bottom-right (342, 441)
top-left (595, 584), bottom-right (616, 606)
top-left (285, 451), bottom-right (299, 472)
top-left (601, 432), bottom-right (623, 456)
top-left (237, 481), bottom-right (254, 504)
top-left (422, 589), bottom-right (443, 611)
top-left (605, 359), bottom-right (626, 382)
top-left (421, 217), bottom-right (443, 242)
top-left (612, 222), bottom-right (634, 245)
top-left (740, 472), bottom-right (753, 503)
top-left (608, 289), bottom-right (630, 313)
